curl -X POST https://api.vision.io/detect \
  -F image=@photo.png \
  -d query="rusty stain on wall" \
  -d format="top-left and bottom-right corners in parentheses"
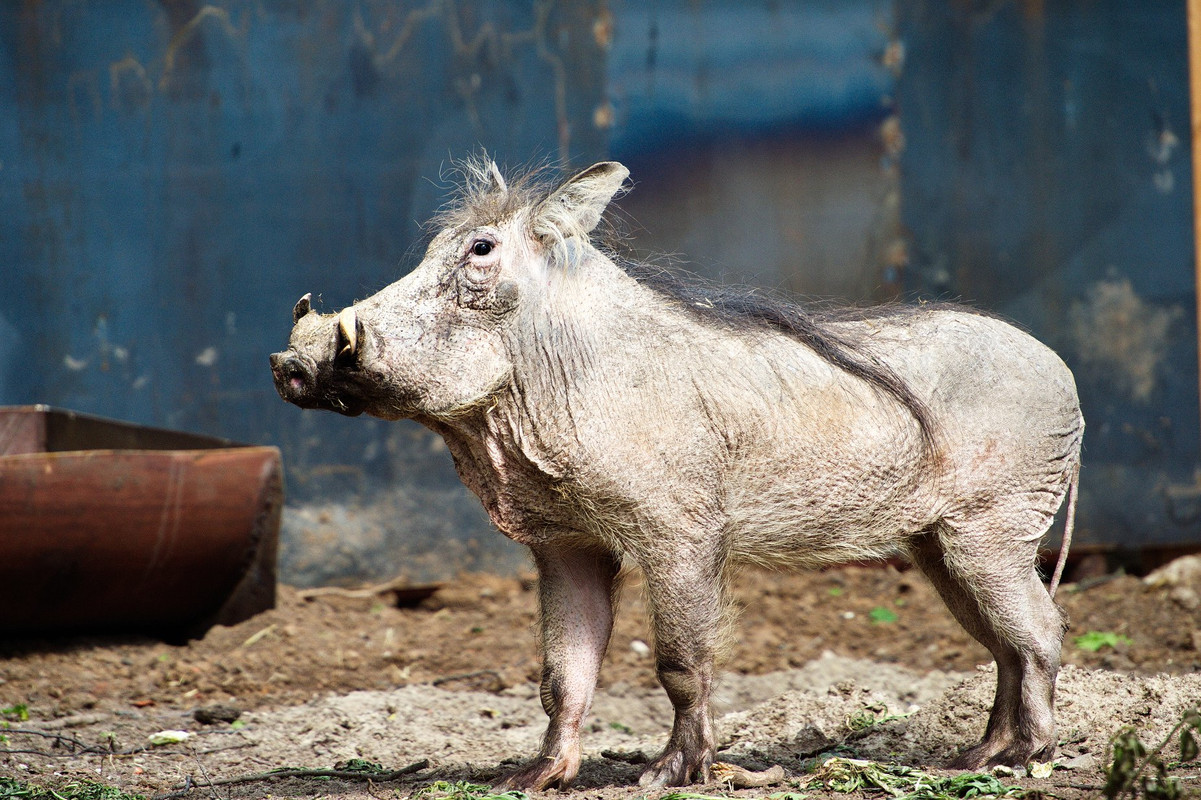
top-left (109, 54), bottom-right (152, 111)
top-left (350, 0), bottom-right (588, 162)
top-left (1069, 277), bottom-right (1184, 404)
top-left (159, 5), bottom-right (246, 90)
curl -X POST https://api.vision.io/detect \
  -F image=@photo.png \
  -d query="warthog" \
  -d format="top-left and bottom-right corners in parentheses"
top-left (270, 160), bottom-right (1083, 789)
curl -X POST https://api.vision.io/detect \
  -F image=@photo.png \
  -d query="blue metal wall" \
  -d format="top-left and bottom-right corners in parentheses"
top-left (0, 1), bottom-right (608, 583)
top-left (3, 1), bottom-right (1197, 583)
top-left (898, 0), bottom-right (1200, 549)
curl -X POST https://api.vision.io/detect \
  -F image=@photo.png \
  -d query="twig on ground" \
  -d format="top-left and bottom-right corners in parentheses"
top-left (150, 775), bottom-right (194, 800)
top-left (151, 758), bottom-right (430, 799)
top-left (1, 728), bottom-right (113, 756)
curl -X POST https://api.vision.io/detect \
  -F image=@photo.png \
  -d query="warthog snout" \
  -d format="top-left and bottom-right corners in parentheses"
top-left (269, 350), bottom-right (315, 402)
top-left (270, 300), bottom-right (370, 417)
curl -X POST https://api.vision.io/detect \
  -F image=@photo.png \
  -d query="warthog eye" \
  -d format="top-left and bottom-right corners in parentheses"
top-left (472, 239), bottom-right (493, 257)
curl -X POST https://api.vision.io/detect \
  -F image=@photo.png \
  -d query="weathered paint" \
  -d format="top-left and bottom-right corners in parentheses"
top-left (2, 1), bottom-right (1197, 585)
top-left (0, 1), bottom-right (609, 583)
top-left (898, 0), bottom-right (1199, 548)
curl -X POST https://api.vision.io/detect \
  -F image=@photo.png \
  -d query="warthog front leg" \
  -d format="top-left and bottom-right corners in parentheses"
top-left (496, 543), bottom-right (621, 791)
top-left (637, 546), bottom-right (726, 787)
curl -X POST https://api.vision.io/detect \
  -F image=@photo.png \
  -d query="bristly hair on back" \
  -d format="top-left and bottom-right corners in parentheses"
top-left (431, 158), bottom-right (941, 461)
top-left (623, 262), bottom-right (945, 463)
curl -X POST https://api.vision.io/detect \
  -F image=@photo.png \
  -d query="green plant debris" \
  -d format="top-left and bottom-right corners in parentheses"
top-left (334, 758), bottom-right (388, 774)
top-left (827, 586), bottom-right (844, 597)
top-left (1104, 707), bottom-right (1201, 799)
top-left (845, 704), bottom-right (912, 732)
top-left (806, 757), bottom-right (1025, 799)
top-left (146, 729), bottom-right (191, 746)
top-left (415, 781), bottom-right (528, 800)
top-left (869, 606), bottom-right (899, 624)
top-left (1074, 631), bottom-right (1132, 652)
top-left (609, 720), bottom-right (633, 734)
top-left (0, 704), bottom-right (29, 722)
top-left (0, 776), bottom-right (144, 800)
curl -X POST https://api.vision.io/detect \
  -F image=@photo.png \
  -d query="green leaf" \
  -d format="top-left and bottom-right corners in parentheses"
top-left (869, 606), bottom-right (898, 624)
top-left (0, 776), bottom-right (145, 800)
top-left (415, 782), bottom-right (528, 800)
top-left (1074, 630), bottom-right (1131, 652)
top-left (806, 757), bottom-right (1024, 799)
top-left (335, 758), bottom-right (386, 774)
top-left (0, 704), bottom-right (29, 722)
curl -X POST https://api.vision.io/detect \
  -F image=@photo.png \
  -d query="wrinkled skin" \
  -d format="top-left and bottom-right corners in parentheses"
top-left (270, 161), bottom-right (1084, 790)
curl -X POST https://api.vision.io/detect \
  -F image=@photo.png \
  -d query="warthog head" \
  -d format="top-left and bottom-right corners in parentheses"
top-left (269, 160), bottom-right (629, 421)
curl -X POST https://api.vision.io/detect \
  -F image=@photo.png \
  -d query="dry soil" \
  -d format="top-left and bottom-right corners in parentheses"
top-left (2, 560), bottom-right (1200, 799)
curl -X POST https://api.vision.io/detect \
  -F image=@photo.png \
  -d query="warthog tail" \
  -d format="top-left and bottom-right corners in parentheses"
top-left (1048, 461), bottom-right (1080, 599)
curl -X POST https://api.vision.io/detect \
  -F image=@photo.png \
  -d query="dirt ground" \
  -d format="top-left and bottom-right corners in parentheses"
top-left (2, 559), bottom-right (1200, 799)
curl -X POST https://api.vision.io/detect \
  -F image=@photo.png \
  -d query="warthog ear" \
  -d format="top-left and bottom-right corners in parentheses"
top-left (487, 161), bottom-right (508, 194)
top-left (292, 292), bottom-right (312, 324)
top-left (533, 161), bottom-right (630, 241)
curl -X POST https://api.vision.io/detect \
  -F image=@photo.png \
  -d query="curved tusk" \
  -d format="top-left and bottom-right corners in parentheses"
top-left (337, 306), bottom-right (358, 358)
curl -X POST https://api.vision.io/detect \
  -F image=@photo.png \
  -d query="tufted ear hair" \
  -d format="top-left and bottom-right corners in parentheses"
top-left (532, 162), bottom-right (629, 244)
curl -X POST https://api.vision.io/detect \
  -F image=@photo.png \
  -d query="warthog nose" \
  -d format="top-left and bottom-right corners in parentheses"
top-left (270, 352), bottom-right (312, 396)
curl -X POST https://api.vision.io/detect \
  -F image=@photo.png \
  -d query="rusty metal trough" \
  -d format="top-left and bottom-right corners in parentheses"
top-left (0, 406), bottom-right (282, 639)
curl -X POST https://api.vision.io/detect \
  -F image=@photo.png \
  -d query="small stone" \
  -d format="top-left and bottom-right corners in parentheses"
top-left (1170, 586), bottom-right (1200, 611)
top-left (193, 703), bottom-right (241, 725)
top-left (1057, 753), bottom-right (1098, 771)
top-left (1144, 554), bottom-right (1201, 588)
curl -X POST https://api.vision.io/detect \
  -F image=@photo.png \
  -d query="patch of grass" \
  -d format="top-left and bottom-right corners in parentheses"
top-left (806, 757), bottom-right (1025, 799)
top-left (415, 781), bottom-right (528, 800)
top-left (1074, 630), bottom-right (1132, 652)
top-left (1, 704), bottom-right (29, 722)
top-left (869, 606), bottom-right (899, 624)
top-left (0, 776), bottom-right (143, 800)
top-left (609, 720), bottom-right (633, 734)
top-left (1104, 707), bottom-right (1201, 799)
top-left (827, 586), bottom-right (844, 597)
